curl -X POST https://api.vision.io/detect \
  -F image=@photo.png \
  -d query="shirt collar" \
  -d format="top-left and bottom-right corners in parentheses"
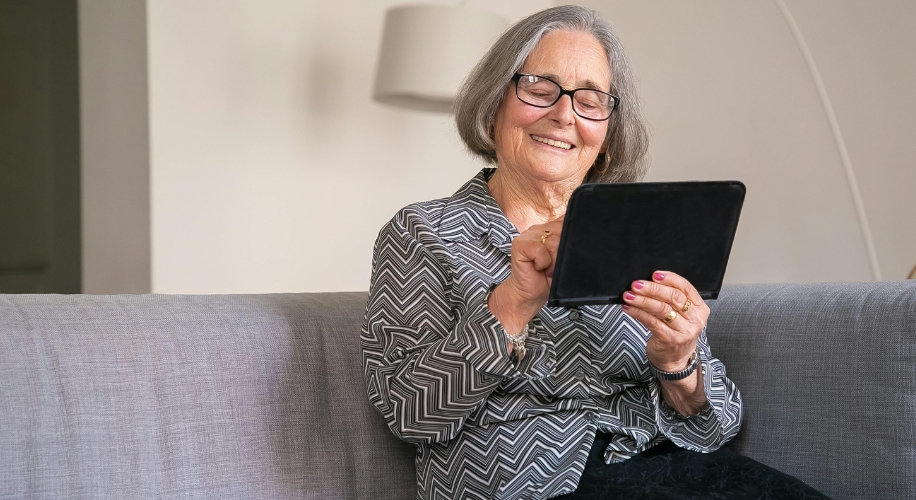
top-left (439, 168), bottom-right (518, 254)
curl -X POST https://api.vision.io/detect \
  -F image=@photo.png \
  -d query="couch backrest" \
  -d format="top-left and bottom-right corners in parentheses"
top-left (2, 283), bottom-right (914, 499)
top-left (707, 281), bottom-right (916, 500)
top-left (0, 292), bottom-right (415, 499)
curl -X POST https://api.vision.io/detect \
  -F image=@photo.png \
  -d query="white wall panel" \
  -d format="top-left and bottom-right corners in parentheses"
top-left (146, 0), bottom-right (913, 293)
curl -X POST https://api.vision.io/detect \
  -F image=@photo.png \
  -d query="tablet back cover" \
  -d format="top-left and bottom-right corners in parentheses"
top-left (547, 181), bottom-right (745, 307)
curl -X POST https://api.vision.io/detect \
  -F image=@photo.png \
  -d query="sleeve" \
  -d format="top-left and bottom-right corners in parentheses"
top-left (360, 212), bottom-right (549, 445)
top-left (651, 327), bottom-right (743, 452)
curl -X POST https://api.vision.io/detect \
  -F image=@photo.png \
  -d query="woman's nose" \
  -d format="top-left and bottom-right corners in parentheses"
top-left (547, 94), bottom-right (576, 124)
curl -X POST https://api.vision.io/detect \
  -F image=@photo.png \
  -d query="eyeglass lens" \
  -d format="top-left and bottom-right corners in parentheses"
top-left (516, 75), bottom-right (615, 120)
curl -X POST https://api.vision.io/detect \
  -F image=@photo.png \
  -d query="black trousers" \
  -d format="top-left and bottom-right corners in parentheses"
top-left (555, 433), bottom-right (831, 499)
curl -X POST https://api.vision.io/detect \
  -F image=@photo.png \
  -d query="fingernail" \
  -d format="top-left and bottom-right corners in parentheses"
top-left (653, 272), bottom-right (665, 281)
top-left (632, 281), bottom-right (644, 290)
top-left (624, 292), bottom-right (636, 301)
top-left (622, 304), bottom-right (630, 310)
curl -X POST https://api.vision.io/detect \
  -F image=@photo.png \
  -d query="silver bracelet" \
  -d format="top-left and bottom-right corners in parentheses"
top-left (505, 323), bottom-right (529, 361)
top-left (486, 281), bottom-right (530, 361)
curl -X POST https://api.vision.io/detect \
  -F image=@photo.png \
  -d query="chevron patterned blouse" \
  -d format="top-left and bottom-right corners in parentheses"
top-left (362, 168), bottom-right (743, 500)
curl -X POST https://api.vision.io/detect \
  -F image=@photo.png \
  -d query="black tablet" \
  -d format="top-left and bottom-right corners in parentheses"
top-left (547, 181), bottom-right (745, 308)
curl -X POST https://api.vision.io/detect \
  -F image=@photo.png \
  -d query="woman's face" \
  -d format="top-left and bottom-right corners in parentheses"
top-left (492, 30), bottom-right (611, 184)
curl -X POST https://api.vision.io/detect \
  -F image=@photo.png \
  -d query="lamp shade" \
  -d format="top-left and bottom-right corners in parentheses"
top-left (372, 4), bottom-right (508, 113)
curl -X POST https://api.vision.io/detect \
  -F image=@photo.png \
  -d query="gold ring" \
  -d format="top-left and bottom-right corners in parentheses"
top-left (540, 231), bottom-right (551, 244)
top-left (663, 310), bottom-right (678, 323)
top-left (680, 300), bottom-right (692, 312)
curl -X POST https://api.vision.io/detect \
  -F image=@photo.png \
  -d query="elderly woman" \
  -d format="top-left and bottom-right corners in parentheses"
top-left (362, 6), bottom-right (827, 499)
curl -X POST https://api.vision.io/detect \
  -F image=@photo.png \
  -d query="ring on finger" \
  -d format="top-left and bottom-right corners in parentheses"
top-left (680, 300), bottom-right (692, 313)
top-left (540, 231), bottom-right (551, 244)
top-left (663, 309), bottom-right (678, 324)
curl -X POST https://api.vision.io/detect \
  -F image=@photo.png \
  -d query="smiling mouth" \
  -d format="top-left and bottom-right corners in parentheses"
top-left (531, 134), bottom-right (573, 150)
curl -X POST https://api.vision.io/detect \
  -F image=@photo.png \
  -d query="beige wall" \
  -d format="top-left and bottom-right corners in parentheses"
top-left (147, 0), bottom-right (549, 293)
top-left (140, 0), bottom-right (914, 293)
top-left (578, 0), bottom-right (916, 283)
top-left (785, 0), bottom-right (916, 281)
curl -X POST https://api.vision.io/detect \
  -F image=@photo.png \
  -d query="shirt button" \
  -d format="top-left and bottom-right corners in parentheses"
top-left (568, 309), bottom-right (580, 321)
top-left (574, 368), bottom-right (586, 380)
top-left (584, 411), bottom-right (598, 422)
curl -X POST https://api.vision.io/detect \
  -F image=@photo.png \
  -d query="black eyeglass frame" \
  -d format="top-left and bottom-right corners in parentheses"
top-left (511, 73), bottom-right (620, 121)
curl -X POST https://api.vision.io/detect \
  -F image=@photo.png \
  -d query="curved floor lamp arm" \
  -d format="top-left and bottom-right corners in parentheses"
top-left (774, 0), bottom-right (883, 280)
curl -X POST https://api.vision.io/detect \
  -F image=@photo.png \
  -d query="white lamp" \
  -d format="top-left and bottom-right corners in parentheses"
top-left (372, 4), bottom-right (509, 113)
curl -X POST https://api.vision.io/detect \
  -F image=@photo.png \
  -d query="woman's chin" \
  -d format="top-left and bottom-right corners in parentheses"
top-left (518, 159), bottom-right (591, 184)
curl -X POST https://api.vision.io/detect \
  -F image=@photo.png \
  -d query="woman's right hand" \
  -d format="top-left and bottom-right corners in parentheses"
top-left (487, 218), bottom-right (564, 336)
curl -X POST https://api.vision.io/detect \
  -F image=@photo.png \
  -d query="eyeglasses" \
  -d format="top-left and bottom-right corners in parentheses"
top-left (511, 73), bottom-right (619, 121)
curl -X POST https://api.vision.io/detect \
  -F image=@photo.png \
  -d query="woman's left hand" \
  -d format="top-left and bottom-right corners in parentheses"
top-left (621, 271), bottom-right (709, 373)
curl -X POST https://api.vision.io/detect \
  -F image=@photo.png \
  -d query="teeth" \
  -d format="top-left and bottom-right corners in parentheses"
top-left (532, 135), bottom-right (572, 150)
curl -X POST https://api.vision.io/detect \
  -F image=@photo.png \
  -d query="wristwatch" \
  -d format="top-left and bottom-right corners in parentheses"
top-left (650, 346), bottom-right (700, 381)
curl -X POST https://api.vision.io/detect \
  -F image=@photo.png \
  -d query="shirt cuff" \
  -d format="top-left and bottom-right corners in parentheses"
top-left (446, 293), bottom-right (555, 380)
top-left (653, 352), bottom-right (724, 451)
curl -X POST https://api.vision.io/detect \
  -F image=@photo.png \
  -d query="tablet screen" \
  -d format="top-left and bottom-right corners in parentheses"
top-left (547, 181), bottom-right (745, 307)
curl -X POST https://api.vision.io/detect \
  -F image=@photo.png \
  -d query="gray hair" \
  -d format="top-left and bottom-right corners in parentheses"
top-left (454, 5), bottom-right (649, 183)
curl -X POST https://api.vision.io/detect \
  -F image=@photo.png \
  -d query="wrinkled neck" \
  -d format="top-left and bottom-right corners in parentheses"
top-left (487, 167), bottom-right (579, 233)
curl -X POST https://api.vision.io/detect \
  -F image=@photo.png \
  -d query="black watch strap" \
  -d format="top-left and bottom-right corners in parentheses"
top-left (650, 346), bottom-right (701, 381)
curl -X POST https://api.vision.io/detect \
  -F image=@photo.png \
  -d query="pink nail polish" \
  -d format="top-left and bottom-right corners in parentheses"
top-left (632, 281), bottom-right (644, 290)
top-left (653, 272), bottom-right (665, 281)
top-left (622, 304), bottom-right (630, 310)
top-left (624, 292), bottom-right (636, 301)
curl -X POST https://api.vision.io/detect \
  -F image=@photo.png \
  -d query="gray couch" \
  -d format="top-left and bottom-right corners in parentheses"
top-left (2, 282), bottom-right (915, 499)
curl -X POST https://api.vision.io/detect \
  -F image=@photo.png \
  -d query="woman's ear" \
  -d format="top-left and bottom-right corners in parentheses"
top-left (488, 122), bottom-right (499, 151)
top-left (592, 143), bottom-right (610, 175)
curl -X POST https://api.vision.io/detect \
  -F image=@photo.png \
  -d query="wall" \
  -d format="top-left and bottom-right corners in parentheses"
top-left (578, 0), bottom-right (916, 283)
top-left (143, 0), bottom-right (914, 293)
top-left (147, 0), bottom-right (549, 293)
top-left (79, 0), bottom-right (151, 294)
